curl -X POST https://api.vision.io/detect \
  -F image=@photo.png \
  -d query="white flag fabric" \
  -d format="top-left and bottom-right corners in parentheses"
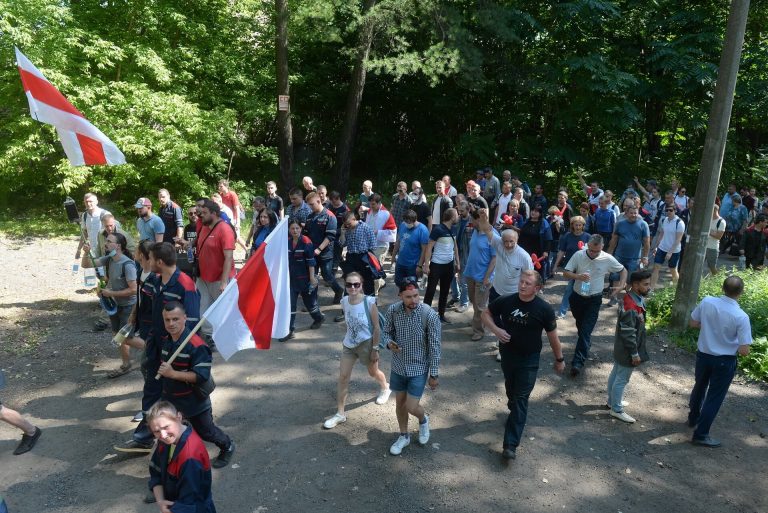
top-left (15, 47), bottom-right (126, 166)
top-left (204, 218), bottom-right (291, 360)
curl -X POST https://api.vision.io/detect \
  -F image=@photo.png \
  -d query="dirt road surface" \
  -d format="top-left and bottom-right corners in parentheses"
top-left (1, 237), bottom-right (766, 513)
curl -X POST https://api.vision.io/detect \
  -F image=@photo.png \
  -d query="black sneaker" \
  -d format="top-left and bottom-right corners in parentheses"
top-left (279, 331), bottom-right (295, 342)
top-left (143, 492), bottom-right (157, 504)
top-left (212, 441), bottom-right (236, 469)
top-left (440, 316), bottom-right (452, 324)
top-left (502, 447), bottom-right (516, 460)
top-left (447, 298), bottom-right (457, 308)
top-left (310, 317), bottom-right (324, 329)
top-left (114, 439), bottom-right (154, 453)
top-left (334, 314), bottom-right (345, 323)
top-left (570, 367), bottom-right (581, 378)
top-left (93, 319), bottom-right (109, 332)
top-left (13, 427), bottom-right (41, 455)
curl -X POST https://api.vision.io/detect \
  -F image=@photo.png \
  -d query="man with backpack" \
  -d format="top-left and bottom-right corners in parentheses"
top-left (381, 279), bottom-right (441, 456)
top-left (705, 205), bottom-right (726, 276)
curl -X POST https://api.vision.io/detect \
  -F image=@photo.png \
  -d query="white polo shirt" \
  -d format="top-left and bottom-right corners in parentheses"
top-left (658, 215), bottom-right (685, 253)
top-left (565, 248), bottom-right (625, 297)
top-left (691, 295), bottom-right (752, 356)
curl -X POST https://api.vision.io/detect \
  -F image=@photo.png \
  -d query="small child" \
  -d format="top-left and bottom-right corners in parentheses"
top-left (147, 401), bottom-right (216, 513)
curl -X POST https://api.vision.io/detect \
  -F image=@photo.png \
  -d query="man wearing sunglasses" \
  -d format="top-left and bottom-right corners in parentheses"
top-left (649, 205), bottom-right (685, 290)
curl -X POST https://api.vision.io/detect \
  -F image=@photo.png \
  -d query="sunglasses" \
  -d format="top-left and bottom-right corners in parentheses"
top-left (666, 209), bottom-right (675, 212)
top-left (345, 282), bottom-right (362, 289)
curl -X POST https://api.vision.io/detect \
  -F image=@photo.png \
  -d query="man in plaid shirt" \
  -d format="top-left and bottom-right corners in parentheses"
top-left (381, 279), bottom-right (441, 455)
top-left (340, 211), bottom-right (377, 295)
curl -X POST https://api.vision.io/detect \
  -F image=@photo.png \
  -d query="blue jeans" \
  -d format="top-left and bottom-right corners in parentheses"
top-left (316, 258), bottom-right (343, 294)
top-left (611, 257), bottom-right (639, 283)
top-left (558, 280), bottom-right (574, 316)
top-left (569, 292), bottom-right (603, 369)
top-left (450, 273), bottom-right (469, 306)
top-left (394, 263), bottom-right (417, 287)
top-left (607, 363), bottom-right (634, 412)
top-left (689, 351), bottom-right (737, 439)
top-left (499, 350), bottom-right (540, 449)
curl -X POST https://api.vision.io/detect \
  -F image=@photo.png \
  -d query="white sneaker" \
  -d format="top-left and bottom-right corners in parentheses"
top-left (418, 415), bottom-right (430, 444)
top-left (455, 304), bottom-right (468, 313)
top-left (323, 413), bottom-right (347, 429)
top-left (390, 434), bottom-right (411, 455)
top-left (131, 411), bottom-right (144, 423)
top-left (375, 387), bottom-right (392, 405)
top-left (610, 410), bottom-right (636, 423)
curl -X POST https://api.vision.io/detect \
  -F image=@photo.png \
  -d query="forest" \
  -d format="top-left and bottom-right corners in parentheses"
top-left (1, 0), bottom-right (766, 211)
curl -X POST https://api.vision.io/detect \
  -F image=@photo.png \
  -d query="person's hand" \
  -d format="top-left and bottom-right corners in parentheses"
top-left (314, 248), bottom-right (321, 255)
top-left (631, 356), bottom-right (641, 366)
top-left (100, 289), bottom-right (112, 298)
top-left (482, 277), bottom-right (491, 289)
top-left (157, 362), bottom-right (174, 378)
top-left (158, 500), bottom-right (174, 513)
top-left (388, 341), bottom-right (401, 353)
top-left (422, 262), bottom-right (430, 275)
top-left (75, 250), bottom-right (81, 259)
top-left (370, 348), bottom-right (380, 363)
top-left (578, 273), bottom-right (590, 282)
top-left (664, 253), bottom-right (671, 262)
top-left (454, 263), bottom-right (461, 274)
top-left (83, 241), bottom-right (91, 252)
top-left (496, 329), bottom-right (511, 343)
top-left (554, 361), bottom-right (565, 374)
top-left (427, 376), bottom-right (439, 390)
top-left (219, 281), bottom-right (227, 293)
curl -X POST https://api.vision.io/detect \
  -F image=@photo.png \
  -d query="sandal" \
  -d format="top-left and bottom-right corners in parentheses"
top-left (107, 363), bottom-right (133, 379)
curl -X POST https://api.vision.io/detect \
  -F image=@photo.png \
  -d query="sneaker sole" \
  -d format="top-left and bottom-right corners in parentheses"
top-left (114, 444), bottom-right (153, 453)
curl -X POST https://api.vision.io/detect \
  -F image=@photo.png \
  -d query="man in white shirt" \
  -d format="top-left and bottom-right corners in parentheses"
top-left (650, 205), bottom-right (685, 289)
top-left (705, 205), bottom-right (726, 276)
top-left (366, 194), bottom-right (397, 294)
top-left (687, 276), bottom-right (752, 447)
top-left (563, 234), bottom-right (626, 376)
top-left (75, 192), bottom-right (112, 267)
top-left (494, 182), bottom-right (513, 226)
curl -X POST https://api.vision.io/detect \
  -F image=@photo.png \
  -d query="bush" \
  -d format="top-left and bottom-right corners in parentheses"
top-left (646, 269), bottom-right (768, 382)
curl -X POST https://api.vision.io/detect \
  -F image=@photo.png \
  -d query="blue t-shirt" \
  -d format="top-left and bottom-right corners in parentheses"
top-left (464, 229), bottom-right (500, 282)
top-left (613, 219), bottom-right (650, 260)
top-left (558, 232), bottom-right (591, 267)
top-left (136, 214), bottom-right (165, 242)
top-left (594, 208), bottom-right (615, 234)
top-left (397, 222), bottom-right (429, 266)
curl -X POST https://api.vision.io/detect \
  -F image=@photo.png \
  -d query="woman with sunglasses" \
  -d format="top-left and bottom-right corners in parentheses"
top-left (323, 272), bottom-right (390, 429)
top-left (281, 220), bottom-right (325, 341)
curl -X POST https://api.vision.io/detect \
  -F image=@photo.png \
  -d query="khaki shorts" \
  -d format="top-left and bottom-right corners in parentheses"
top-left (342, 339), bottom-right (376, 366)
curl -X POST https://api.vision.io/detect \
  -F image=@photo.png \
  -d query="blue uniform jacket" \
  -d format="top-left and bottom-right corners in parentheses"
top-left (148, 425), bottom-right (216, 513)
top-left (288, 235), bottom-right (316, 291)
top-left (160, 329), bottom-right (213, 418)
top-left (147, 269), bottom-right (201, 365)
top-left (303, 208), bottom-right (338, 260)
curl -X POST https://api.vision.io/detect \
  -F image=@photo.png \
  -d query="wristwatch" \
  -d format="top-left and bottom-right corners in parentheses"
top-left (555, 357), bottom-right (565, 363)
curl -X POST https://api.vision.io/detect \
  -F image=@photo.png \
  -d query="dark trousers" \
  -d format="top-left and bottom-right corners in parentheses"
top-left (188, 408), bottom-right (232, 452)
top-left (394, 263), bottom-right (417, 287)
top-left (342, 252), bottom-right (374, 296)
top-left (289, 285), bottom-right (324, 331)
top-left (316, 257), bottom-right (343, 294)
top-left (500, 350), bottom-right (540, 449)
top-left (689, 351), bottom-right (737, 439)
top-left (133, 356), bottom-right (162, 443)
top-left (423, 261), bottom-right (454, 317)
top-left (569, 292), bottom-right (603, 369)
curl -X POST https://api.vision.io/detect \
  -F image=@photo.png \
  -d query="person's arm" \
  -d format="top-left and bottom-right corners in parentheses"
top-left (369, 301), bottom-right (381, 358)
top-left (426, 311), bottom-right (441, 388)
top-left (651, 224), bottom-right (664, 253)
top-left (617, 309), bottom-right (641, 365)
top-left (633, 177), bottom-right (649, 198)
top-left (483, 255), bottom-right (496, 287)
top-left (611, 267), bottom-right (628, 294)
top-left (391, 237), bottom-right (401, 262)
top-left (607, 233), bottom-right (619, 254)
top-left (422, 239), bottom-right (436, 274)
top-left (481, 307), bottom-right (509, 342)
top-left (553, 250), bottom-right (565, 271)
top-left (172, 451), bottom-right (214, 510)
top-left (689, 319), bottom-right (701, 329)
top-left (102, 279), bottom-right (137, 299)
top-left (417, 243), bottom-right (427, 270)
top-left (546, 329), bottom-right (565, 374)
top-left (219, 249), bottom-right (234, 291)
top-left (710, 222), bottom-right (725, 241)
top-left (453, 237), bottom-right (461, 273)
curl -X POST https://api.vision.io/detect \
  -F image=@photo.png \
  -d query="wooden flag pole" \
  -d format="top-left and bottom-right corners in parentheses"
top-left (154, 316), bottom-right (208, 380)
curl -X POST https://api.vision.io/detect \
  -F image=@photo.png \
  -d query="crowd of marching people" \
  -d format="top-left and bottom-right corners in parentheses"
top-left (1, 169), bottom-right (761, 512)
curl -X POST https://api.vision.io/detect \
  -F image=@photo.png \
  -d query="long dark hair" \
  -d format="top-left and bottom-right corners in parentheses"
top-left (255, 209), bottom-right (278, 238)
top-left (112, 232), bottom-right (134, 260)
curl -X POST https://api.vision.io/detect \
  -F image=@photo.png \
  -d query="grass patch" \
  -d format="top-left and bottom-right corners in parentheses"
top-left (646, 268), bottom-right (768, 382)
top-left (0, 211), bottom-right (77, 239)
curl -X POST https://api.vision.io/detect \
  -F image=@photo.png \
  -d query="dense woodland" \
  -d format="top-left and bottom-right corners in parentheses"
top-left (1, 0), bottom-right (766, 211)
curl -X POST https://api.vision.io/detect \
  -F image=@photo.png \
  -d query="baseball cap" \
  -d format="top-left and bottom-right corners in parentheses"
top-left (134, 197), bottom-right (152, 208)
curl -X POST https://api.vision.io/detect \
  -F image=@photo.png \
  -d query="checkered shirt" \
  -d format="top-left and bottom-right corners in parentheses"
top-left (286, 202), bottom-right (311, 225)
top-left (381, 302), bottom-right (441, 377)
top-left (343, 221), bottom-right (376, 254)
top-left (390, 193), bottom-right (413, 226)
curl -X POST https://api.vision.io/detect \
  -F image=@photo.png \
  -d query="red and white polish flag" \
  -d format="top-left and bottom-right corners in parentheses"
top-left (205, 218), bottom-right (291, 359)
top-left (15, 47), bottom-right (126, 166)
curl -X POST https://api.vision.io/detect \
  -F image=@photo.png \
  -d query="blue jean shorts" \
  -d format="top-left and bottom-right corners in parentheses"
top-left (654, 249), bottom-right (680, 267)
top-left (389, 371), bottom-right (428, 398)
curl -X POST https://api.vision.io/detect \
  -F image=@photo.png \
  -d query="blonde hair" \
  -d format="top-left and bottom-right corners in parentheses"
top-left (146, 400), bottom-right (181, 426)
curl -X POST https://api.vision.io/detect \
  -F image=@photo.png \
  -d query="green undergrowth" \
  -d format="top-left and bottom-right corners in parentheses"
top-left (0, 211), bottom-right (77, 239)
top-left (646, 269), bottom-right (768, 382)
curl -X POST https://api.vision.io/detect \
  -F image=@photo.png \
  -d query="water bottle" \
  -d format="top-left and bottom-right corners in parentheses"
top-left (187, 247), bottom-right (195, 263)
top-left (580, 271), bottom-right (591, 295)
top-left (83, 268), bottom-right (98, 288)
top-left (112, 323), bottom-right (133, 347)
top-left (738, 255), bottom-right (746, 270)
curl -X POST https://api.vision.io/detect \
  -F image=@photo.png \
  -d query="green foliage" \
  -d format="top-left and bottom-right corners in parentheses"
top-left (0, 211), bottom-right (75, 239)
top-left (646, 269), bottom-right (768, 382)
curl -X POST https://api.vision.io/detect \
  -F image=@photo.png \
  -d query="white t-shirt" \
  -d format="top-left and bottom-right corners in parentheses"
top-left (342, 296), bottom-right (375, 348)
top-left (495, 193), bottom-right (513, 224)
top-left (658, 216), bottom-right (685, 253)
top-left (565, 249), bottom-right (625, 297)
top-left (707, 217), bottom-right (726, 250)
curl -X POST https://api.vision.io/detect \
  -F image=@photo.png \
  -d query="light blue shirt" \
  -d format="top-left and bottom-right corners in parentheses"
top-left (136, 214), bottom-right (165, 242)
top-left (464, 229), bottom-right (500, 282)
top-left (691, 296), bottom-right (752, 356)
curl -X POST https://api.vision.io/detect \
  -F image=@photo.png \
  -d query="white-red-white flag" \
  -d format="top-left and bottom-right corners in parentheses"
top-left (15, 47), bottom-right (126, 166)
top-left (204, 218), bottom-right (291, 360)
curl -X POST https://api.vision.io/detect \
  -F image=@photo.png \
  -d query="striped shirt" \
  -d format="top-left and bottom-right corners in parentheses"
top-left (381, 302), bottom-right (441, 377)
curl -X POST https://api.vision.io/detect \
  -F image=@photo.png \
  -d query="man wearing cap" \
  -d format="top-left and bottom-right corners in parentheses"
top-left (157, 189), bottom-right (184, 243)
top-left (135, 198), bottom-right (165, 243)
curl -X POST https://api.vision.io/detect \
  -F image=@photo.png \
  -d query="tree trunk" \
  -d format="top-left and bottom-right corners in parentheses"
top-left (276, 0), bottom-right (294, 194)
top-left (333, 0), bottom-right (377, 199)
top-left (669, 0), bottom-right (750, 330)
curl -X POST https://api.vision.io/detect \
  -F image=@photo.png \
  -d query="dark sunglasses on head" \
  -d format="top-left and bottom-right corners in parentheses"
top-left (345, 282), bottom-right (362, 289)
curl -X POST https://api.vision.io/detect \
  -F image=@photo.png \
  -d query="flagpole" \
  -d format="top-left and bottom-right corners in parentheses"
top-left (154, 316), bottom-right (207, 380)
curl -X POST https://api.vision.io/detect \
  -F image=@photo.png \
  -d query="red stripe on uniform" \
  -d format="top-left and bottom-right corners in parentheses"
top-left (237, 245), bottom-right (275, 349)
top-left (18, 69), bottom-right (84, 118)
top-left (76, 133), bottom-right (108, 165)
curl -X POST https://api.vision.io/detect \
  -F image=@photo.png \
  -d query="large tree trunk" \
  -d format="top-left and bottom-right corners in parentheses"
top-left (669, 0), bottom-right (750, 330)
top-left (276, 0), bottom-right (294, 194)
top-left (333, 0), bottom-right (377, 199)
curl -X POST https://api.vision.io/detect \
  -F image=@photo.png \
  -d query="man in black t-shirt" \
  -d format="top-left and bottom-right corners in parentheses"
top-left (481, 270), bottom-right (565, 460)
